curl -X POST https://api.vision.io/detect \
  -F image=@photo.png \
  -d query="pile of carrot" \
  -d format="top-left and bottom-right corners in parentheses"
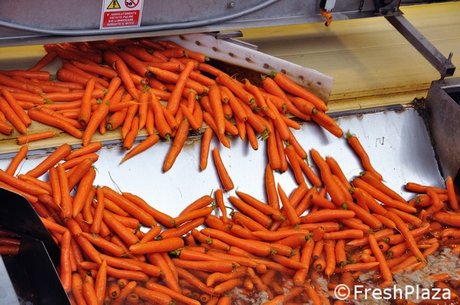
top-left (0, 38), bottom-right (340, 179)
top-left (0, 126), bottom-right (459, 304)
top-left (0, 227), bottom-right (20, 255)
top-left (1, 37), bottom-right (460, 305)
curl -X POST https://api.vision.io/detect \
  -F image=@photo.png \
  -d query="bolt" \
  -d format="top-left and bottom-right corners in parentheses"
top-left (227, 1), bottom-right (236, 9)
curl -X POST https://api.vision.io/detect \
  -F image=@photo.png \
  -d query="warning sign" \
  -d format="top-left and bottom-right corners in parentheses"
top-left (100, 0), bottom-right (144, 29)
top-left (107, 0), bottom-right (121, 9)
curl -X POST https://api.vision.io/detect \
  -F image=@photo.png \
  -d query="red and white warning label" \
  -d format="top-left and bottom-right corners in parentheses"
top-left (100, 0), bottom-right (144, 29)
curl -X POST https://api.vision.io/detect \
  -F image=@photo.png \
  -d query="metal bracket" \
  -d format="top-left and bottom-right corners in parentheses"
top-left (385, 12), bottom-right (456, 79)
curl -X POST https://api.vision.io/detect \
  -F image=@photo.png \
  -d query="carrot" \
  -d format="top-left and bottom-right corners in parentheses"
top-left (65, 142), bottom-right (101, 161)
top-left (347, 132), bottom-right (383, 180)
top-left (17, 131), bottom-right (56, 145)
top-left (246, 123), bottom-right (259, 150)
top-left (28, 108), bottom-right (83, 139)
top-left (163, 119), bottom-right (190, 172)
top-left (150, 92), bottom-right (172, 139)
top-left (71, 273), bottom-right (87, 305)
top-left (121, 134), bottom-right (160, 164)
top-left (356, 180), bottom-right (415, 214)
top-left (58, 230), bottom-right (71, 292)
top-left (386, 211), bottom-right (425, 263)
top-left (216, 73), bottom-right (254, 106)
top-left (1, 88), bottom-right (31, 126)
top-left (104, 51), bottom-right (139, 100)
top-left (272, 72), bottom-right (327, 111)
top-left (212, 147), bottom-right (234, 191)
top-left (0, 73), bottom-right (42, 94)
top-left (0, 97), bottom-right (27, 134)
top-left (29, 51), bottom-right (57, 71)
top-left (25, 143), bottom-right (71, 178)
top-left (310, 148), bottom-right (346, 206)
top-left (131, 287), bottom-right (172, 305)
top-left (82, 275), bottom-right (98, 305)
top-left (102, 187), bottom-right (156, 227)
top-left (122, 116), bottom-right (140, 150)
top-left (301, 209), bottom-right (355, 224)
top-left (94, 260), bottom-right (107, 304)
top-left (111, 281), bottom-right (137, 305)
top-left (129, 237), bottom-right (184, 254)
top-left (433, 211), bottom-right (460, 227)
top-left (285, 144), bottom-right (305, 185)
top-left (146, 281), bottom-right (201, 305)
top-left (78, 77), bottom-right (96, 127)
top-left (71, 61), bottom-right (117, 79)
top-left (0, 119), bottom-right (13, 135)
top-left (147, 252), bottom-right (180, 292)
top-left (6, 145), bottom-right (28, 176)
top-left (201, 228), bottom-right (273, 257)
top-left (164, 61), bottom-right (195, 115)
top-left (446, 176), bottom-right (459, 211)
top-left (368, 234), bottom-right (393, 287)
top-left (343, 201), bottom-right (382, 229)
top-left (102, 210), bottom-right (139, 246)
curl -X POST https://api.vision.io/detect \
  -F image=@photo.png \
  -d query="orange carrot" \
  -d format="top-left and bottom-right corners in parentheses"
top-left (1, 88), bottom-right (31, 126)
top-left (166, 61), bottom-right (195, 115)
top-left (121, 134), bottom-right (160, 164)
top-left (163, 119), bottom-right (190, 172)
top-left (17, 131), bottom-right (55, 145)
top-left (29, 51), bottom-right (57, 71)
top-left (79, 77), bottom-right (96, 127)
top-left (0, 97), bottom-right (27, 134)
top-left (57, 164), bottom-right (72, 219)
top-left (212, 147), bottom-right (234, 191)
top-left (26, 143), bottom-right (71, 178)
top-left (446, 176), bottom-right (459, 211)
top-left (28, 108), bottom-right (83, 139)
top-left (272, 72), bottom-right (327, 111)
top-left (6, 145), bottom-right (28, 176)
top-left (59, 230), bottom-right (72, 292)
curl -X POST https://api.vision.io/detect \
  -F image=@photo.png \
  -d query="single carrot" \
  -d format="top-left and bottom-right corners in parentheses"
top-left (347, 132), bottom-right (383, 180)
top-left (71, 273), bottom-right (86, 305)
top-left (29, 51), bottom-right (57, 71)
top-left (65, 142), bottom-right (102, 160)
top-left (94, 260), bottom-right (107, 305)
top-left (212, 147), bottom-right (234, 191)
top-left (17, 131), bottom-right (56, 145)
top-left (129, 237), bottom-right (184, 254)
top-left (446, 176), bottom-right (459, 211)
top-left (82, 275), bottom-right (98, 305)
top-left (6, 145), bottom-right (28, 176)
top-left (369, 234), bottom-right (393, 287)
top-left (121, 134), bottom-right (160, 164)
top-left (59, 230), bottom-right (72, 292)
top-left (25, 143), bottom-right (71, 179)
top-left (163, 119), bottom-right (190, 172)
top-left (166, 61), bottom-right (195, 115)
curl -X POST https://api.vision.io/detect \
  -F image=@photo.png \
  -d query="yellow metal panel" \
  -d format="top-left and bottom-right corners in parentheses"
top-left (241, 2), bottom-right (460, 109)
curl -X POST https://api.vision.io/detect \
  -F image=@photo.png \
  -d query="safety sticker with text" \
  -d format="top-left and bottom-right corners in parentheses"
top-left (100, 0), bottom-right (144, 29)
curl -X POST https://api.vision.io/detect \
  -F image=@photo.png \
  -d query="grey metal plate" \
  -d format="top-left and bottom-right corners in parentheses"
top-left (1, 107), bottom-right (442, 217)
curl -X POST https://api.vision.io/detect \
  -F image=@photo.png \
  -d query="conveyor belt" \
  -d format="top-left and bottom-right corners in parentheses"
top-left (241, 2), bottom-right (460, 111)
